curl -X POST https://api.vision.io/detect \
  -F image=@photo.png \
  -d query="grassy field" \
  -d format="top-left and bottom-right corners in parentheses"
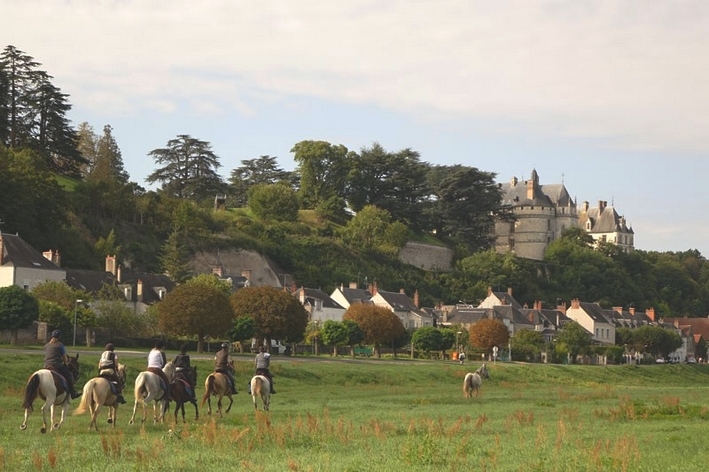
top-left (2, 350), bottom-right (709, 471)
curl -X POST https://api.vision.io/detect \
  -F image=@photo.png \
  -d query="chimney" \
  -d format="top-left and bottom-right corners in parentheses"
top-left (582, 201), bottom-right (589, 212)
top-left (300, 286), bottom-right (305, 304)
top-left (399, 288), bottom-right (405, 294)
top-left (105, 255), bottom-right (117, 275)
top-left (0, 235), bottom-right (3, 265)
top-left (510, 176), bottom-right (517, 186)
top-left (241, 269), bottom-right (251, 281)
top-left (598, 200), bottom-right (607, 211)
top-left (571, 298), bottom-right (580, 309)
top-left (137, 279), bottom-right (143, 303)
top-left (443, 309), bottom-right (449, 323)
top-left (291, 281), bottom-right (297, 294)
top-left (556, 301), bottom-right (567, 313)
top-left (212, 265), bottom-right (224, 277)
top-left (526, 178), bottom-right (535, 200)
top-left (507, 287), bottom-right (513, 296)
top-left (629, 307), bottom-right (635, 315)
top-left (372, 282), bottom-right (378, 296)
top-left (414, 289), bottom-right (420, 308)
top-left (646, 307), bottom-right (656, 321)
top-left (52, 250), bottom-right (60, 266)
top-left (487, 286), bottom-right (492, 297)
top-left (348, 281), bottom-right (356, 289)
top-left (613, 306), bottom-right (622, 315)
top-left (116, 265), bottom-right (122, 283)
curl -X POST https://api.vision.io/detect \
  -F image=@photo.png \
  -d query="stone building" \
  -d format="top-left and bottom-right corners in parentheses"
top-left (578, 200), bottom-right (634, 253)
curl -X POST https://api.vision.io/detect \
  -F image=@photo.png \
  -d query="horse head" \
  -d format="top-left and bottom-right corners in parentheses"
top-left (478, 363), bottom-right (490, 379)
top-left (67, 354), bottom-right (81, 381)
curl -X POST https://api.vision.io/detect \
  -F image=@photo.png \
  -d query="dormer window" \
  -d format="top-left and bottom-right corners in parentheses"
top-left (124, 286), bottom-right (132, 301)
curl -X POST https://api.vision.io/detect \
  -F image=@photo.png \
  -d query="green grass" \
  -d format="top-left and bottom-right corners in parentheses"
top-left (2, 351), bottom-right (709, 471)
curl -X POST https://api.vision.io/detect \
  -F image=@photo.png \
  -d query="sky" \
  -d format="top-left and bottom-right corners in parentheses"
top-left (3, 1), bottom-right (709, 255)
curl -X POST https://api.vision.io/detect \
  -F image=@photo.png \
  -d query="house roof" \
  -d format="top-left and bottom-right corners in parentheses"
top-left (65, 268), bottom-right (116, 293)
top-left (578, 302), bottom-right (613, 323)
top-left (579, 204), bottom-right (633, 234)
top-left (339, 287), bottom-right (373, 305)
top-left (446, 306), bottom-right (489, 325)
top-left (119, 272), bottom-right (175, 304)
top-left (519, 308), bottom-right (570, 329)
top-left (664, 318), bottom-right (709, 340)
top-left (298, 288), bottom-right (345, 310)
top-left (491, 305), bottom-right (534, 328)
top-left (0, 233), bottom-right (62, 271)
top-left (375, 290), bottom-right (419, 312)
top-left (492, 292), bottom-right (523, 309)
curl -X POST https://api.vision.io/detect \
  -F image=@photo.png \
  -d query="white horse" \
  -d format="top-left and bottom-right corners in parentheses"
top-left (463, 363), bottom-right (489, 398)
top-left (73, 364), bottom-right (126, 431)
top-left (21, 353), bottom-right (81, 433)
top-left (250, 374), bottom-right (271, 411)
top-left (129, 362), bottom-right (175, 425)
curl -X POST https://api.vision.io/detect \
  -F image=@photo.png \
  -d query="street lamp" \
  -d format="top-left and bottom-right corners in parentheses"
top-left (456, 331), bottom-right (462, 352)
top-left (73, 299), bottom-right (83, 348)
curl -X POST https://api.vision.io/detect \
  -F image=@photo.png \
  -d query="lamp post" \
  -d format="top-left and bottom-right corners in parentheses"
top-left (73, 299), bottom-right (83, 348)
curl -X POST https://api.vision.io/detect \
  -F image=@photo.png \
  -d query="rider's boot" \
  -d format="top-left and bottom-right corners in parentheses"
top-left (117, 394), bottom-right (127, 404)
top-left (71, 390), bottom-right (82, 399)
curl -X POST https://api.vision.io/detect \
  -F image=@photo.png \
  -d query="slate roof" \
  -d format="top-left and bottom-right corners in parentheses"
top-left (65, 268), bottom-right (116, 293)
top-left (491, 305), bottom-right (534, 328)
top-left (376, 290), bottom-right (420, 313)
top-left (119, 272), bottom-right (175, 305)
top-left (579, 204), bottom-right (634, 234)
top-left (339, 287), bottom-right (373, 305)
top-left (299, 288), bottom-right (345, 310)
top-left (491, 292), bottom-right (523, 309)
top-left (0, 233), bottom-right (62, 271)
top-left (578, 302), bottom-right (613, 323)
top-left (445, 305), bottom-right (489, 325)
top-left (519, 308), bottom-right (570, 329)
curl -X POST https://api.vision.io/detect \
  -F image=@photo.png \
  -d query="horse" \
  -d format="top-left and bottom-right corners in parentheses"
top-left (170, 366), bottom-right (199, 423)
top-left (129, 361), bottom-right (175, 425)
top-left (463, 363), bottom-right (490, 398)
top-left (250, 374), bottom-right (271, 411)
top-left (21, 353), bottom-right (81, 433)
top-left (73, 364), bottom-right (126, 431)
top-left (201, 361), bottom-right (234, 417)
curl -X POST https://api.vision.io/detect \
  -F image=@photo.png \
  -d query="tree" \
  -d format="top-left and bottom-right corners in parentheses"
top-left (248, 183), bottom-right (300, 222)
top-left (0, 285), bottom-right (39, 345)
top-left (188, 273), bottom-right (232, 296)
top-left (32, 280), bottom-right (86, 312)
top-left (555, 321), bottom-right (593, 363)
top-left (160, 230), bottom-right (191, 283)
top-left (411, 326), bottom-right (444, 357)
top-left (469, 319), bottom-right (510, 354)
top-left (230, 316), bottom-right (256, 353)
top-left (631, 325), bottom-right (682, 359)
top-left (511, 329), bottom-right (546, 362)
top-left (342, 303), bottom-right (406, 358)
top-left (38, 300), bottom-right (72, 334)
top-left (291, 140), bottom-right (350, 210)
top-left (343, 319), bottom-right (365, 357)
top-left (230, 286), bottom-right (309, 348)
top-left (229, 155), bottom-right (295, 206)
top-left (342, 205), bottom-right (409, 255)
top-left (146, 135), bottom-right (226, 201)
top-left (319, 320), bottom-right (350, 356)
top-left (157, 280), bottom-right (233, 352)
top-left (89, 124), bottom-right (128, 184)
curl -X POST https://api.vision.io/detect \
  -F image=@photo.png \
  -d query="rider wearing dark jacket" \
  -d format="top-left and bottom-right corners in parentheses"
top-left (255, 346), bottom-right (276, 393)
top-left (214, 342), bottom-right (237, 394)
top-left (44, 330), bottom-right (81, 399)
top-left (173, 344), bottom-right (196, 401)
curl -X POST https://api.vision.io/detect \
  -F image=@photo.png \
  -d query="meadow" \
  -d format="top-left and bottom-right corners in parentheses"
top-left (2, 349), bottom-right (709, 471)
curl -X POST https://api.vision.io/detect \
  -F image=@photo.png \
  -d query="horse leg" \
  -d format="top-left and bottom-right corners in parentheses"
top-left (225, 394), bottom-right (233, 413)
top-left (21, 406), bottom-right (31, 430)
top-left (55, 399), bottom-right (70, 430)
top-left (40, 397), bottom-right (52, 434)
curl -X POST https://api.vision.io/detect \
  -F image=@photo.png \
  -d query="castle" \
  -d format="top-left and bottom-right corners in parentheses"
top-left (494, 170), bottom-right (634, 260)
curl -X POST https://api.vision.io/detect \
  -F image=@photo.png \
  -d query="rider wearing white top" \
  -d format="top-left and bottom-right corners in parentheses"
top-left (146, 340), bottom-right (170, 401)
top-left (148, 349), bottom-right (165, 369)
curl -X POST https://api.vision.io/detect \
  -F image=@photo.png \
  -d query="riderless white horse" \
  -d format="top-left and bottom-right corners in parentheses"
top-left (129, 362), bottom-right (175, 425)
top-left (463, 363), bottom-right (489, 398)
top-left (21, 353), bottom-right (80, 433)
top-left (250, 374), bottom-right (271, 411)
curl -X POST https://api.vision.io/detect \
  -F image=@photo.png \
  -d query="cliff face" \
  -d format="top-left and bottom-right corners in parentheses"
top-left (398, 242), bottom-right (453, 271)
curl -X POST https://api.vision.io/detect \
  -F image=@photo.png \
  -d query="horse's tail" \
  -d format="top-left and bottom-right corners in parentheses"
top-left (22, 373), bottom-right (40, 410)
top-left (253, 377), bottom-right (262, 396)
top-left (73, 381), bottom-right (90, 415)
top-left (201, 375), bottom-right (215, 406)
top-left (463, 373), bottom-right (472, 398)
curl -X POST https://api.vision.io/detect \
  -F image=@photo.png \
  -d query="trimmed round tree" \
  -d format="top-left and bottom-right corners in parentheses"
top-left (0, 285), bottom-right (39, 345)
top-left (343, 303), bottom-right (405, 358)
top-left (469, 318), bottom-right (510, 357)
top-left (230, 286), bottom-right (309, 351)
top-left (157, 280), bottom-right (233, 352)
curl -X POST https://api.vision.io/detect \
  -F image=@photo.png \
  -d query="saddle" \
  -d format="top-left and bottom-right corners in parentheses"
top-left (175, 378), bottom-right (193, 397)
top-left (47, 369), bottom-right (69, 394)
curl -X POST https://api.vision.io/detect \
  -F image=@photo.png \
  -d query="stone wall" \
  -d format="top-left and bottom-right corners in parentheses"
top-left (398, 242), bottom-right (453, 271)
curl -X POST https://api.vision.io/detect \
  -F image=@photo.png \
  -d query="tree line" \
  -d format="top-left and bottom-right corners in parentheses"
top-left (2, 45), bottom-right (709, 319)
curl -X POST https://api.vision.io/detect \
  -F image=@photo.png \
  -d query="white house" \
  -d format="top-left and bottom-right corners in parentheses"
top-left (0, 233), bottom-right (65, 290)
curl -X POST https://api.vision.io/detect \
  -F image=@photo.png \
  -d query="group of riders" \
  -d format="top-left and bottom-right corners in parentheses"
top-left (42, 330), bottom-right (277, 405)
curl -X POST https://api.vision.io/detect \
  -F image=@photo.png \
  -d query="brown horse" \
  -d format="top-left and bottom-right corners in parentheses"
top-left (21, 353), bottom-right (80, 433)
top-left (170, 366), bottom-right (199, 423)
top-left (201, 362), bottom-right (234, 417)
top-left (73, 364), bottom-right (126, 431)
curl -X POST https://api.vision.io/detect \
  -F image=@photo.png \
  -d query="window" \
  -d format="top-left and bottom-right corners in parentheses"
top-left (315, 299), bottom-right (323, 311)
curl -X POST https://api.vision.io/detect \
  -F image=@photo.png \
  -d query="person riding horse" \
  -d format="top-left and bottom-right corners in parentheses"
top-left (214, 342), bottom-right (237, 394)
top-left (147, 340), bottom-right (171, 401)
top-left (173, 344), bottom-right (197, 402)
top-left (255, 345), bottom-right (276, 394)
top-left (98, 343), bottom-right (127, 404)
top-left (43, 330), bottom-right (81, 399)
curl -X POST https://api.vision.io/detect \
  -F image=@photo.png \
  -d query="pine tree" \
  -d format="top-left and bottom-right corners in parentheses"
top-left (90, 124), bottom-right (128, 183)
top-left (160, 230), bottom-right (191, 283)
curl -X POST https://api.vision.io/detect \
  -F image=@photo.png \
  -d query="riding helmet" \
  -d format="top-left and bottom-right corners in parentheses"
top-left (180, 344), bottom-right (188, 354)
top-left (221, 342), bottom-right (230, 350)
top-left (105, 343), bottom-right (115, 351)
top-left (51, 329), bottom-right (61, 338)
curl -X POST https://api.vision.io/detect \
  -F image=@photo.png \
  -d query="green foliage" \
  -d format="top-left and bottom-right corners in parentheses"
top-left (188, 273), bottom-right (232, 296)
top-left (157, 282), bottom-right (233, 352)
top-left (630, 325), bottom-right (683, 358)
top-left (94, 299), bottom-right (140, 339)
top-left (248, 183), bottom-right (300, 222)
top-left (411, 327), bottom-right (444, 354)
top-left (0, 285), bottom-right (39, 343)
top-left (229, 316), bottom-right (256, 352)
top-left (319, 320), bottom-right (350, 355)
top-left (291, 140), bottom-right (349, 210)
top-left (32, 280), bottom-right (87, 311)
top-left (556, 321), bottom-right (593, 363)
top-left (230, 286), bottom-right (309, 344)
top-left (37, 300), bottom-right (71, 333)
top-left (160, 230), bottom-right (191, 283)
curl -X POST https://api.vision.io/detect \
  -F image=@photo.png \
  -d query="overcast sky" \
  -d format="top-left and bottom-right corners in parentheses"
top-left (4, 1), bottom-right (709, 255)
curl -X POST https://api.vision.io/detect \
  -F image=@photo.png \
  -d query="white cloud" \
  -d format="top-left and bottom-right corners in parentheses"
top-left (3, 0), bottom-right (709, 154)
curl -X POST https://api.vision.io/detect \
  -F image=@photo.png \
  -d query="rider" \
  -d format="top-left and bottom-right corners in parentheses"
top-left (214, 342), bottom-right (237, 395)
top-left (98, 343), bottom-right (126, 404)
top-left (173, 344), bottom-right (196, 402)
top-left (147, 340), bottom-right (171, 401)
top-left (255, 345), bottom-right (276, 394)
top-left (43, 330), bottom-right (81, 399)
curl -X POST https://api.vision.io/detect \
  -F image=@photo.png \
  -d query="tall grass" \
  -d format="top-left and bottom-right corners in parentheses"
top-left (2, 352), bottom-right (709, 470)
